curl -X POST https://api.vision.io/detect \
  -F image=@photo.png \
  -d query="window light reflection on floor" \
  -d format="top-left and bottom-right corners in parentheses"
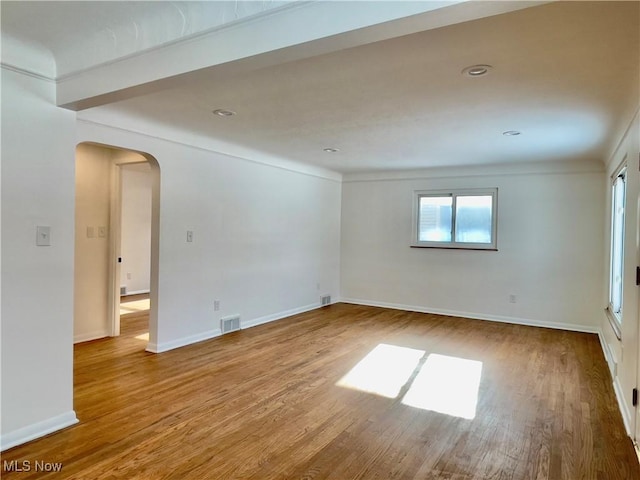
top-left (135, 332), bottom-right (150, 341)
top-left (336, 344), bottom-right (425, 398)
top-left (401, 353), bottom-right (482, 419)
top-left (336, 344), bottom-right (482, 419)
top-left (120, 299), bottom-right (150, 316)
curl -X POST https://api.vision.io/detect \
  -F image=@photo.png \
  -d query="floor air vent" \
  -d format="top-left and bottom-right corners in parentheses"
top-left (321, 295), bottom-right (331, 306)
top-left (221, 315), bottom-right (241, 334)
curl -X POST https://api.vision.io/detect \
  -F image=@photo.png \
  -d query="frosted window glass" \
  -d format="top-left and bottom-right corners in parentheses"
top-left (610, 173), bottom-right (625, 316)
top-left (419, 196), bottom-right (452, 242)
top-left (455, 195), bottom-right (493, 243)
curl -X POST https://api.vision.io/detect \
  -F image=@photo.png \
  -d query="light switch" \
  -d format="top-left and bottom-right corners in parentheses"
top-left (36, 226), bottom-right (51, 246)
top-left (187, 231), bottom-right (193, 243)
top-left (98, 226), bottom-right (107, 238)
top-left (87, 226), bottom-right (95, 238)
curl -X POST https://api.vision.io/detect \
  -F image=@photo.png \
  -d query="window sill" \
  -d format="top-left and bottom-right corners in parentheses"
top-left (410, 245), bottom-right (498, 251)
top-left (605, 307), bottom-right (622, 341)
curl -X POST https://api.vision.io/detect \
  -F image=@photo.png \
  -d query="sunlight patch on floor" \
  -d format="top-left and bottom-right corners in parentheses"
top-left (336, 344), bottom-right (425, 398)
top-left (336, 344), bottom-right (483, 419)
top-left (135, 332), bottom-right (150, 341)
top-left (120, 299), bottom-right (150, 316)
top-left (401, 353), bottom-right (482, 419)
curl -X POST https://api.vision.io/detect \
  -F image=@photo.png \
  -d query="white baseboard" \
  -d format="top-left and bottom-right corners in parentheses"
top-left (146, 328), bottom-right (222, 353)
top-left (74, 330), bottom-right (109, 344)
top-left (339, 297), bottom-right (600, 334)
top-left (146, 302), bottom-right (324, 353)
top-left (596, 329), bottom-right (616, 375)
top-left (242, 302), bottom-right (321, 329)
top-left (122, 290), bottom-right (150, 296)
top-left (0, 411), bottom-right (78, 452)
top-left (613, 376), bottom-right (633, 436)
top-left (595, 329), bottom-right (632, 436)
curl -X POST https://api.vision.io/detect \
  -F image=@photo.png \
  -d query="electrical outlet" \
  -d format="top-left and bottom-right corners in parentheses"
top-left (187, 230), bottom-right (193, 243)
top-left (214, 300), bottom-right (220, 311)
top-left (509, 294), bottom-right (517, 304)
top-left (98, 226), bottom-right (107, 238)
top-left (127, 272), bottom-right (132, 280)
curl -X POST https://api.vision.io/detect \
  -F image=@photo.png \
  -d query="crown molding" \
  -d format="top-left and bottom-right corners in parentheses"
top-left (76, 118), bottom-right (343, 183)
top-left (0, 62), bottom-right (55, 82)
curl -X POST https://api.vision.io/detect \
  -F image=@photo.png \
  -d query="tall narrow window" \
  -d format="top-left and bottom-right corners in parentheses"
top-left (609, 167), bottom-right (626, 326)
top-left (412, 188), bottom-right (497, 250)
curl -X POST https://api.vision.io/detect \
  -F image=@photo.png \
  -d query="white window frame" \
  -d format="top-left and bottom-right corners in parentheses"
top-left (607, 163), bottom-right (626, 336)
top-left (411, 188), bottom-right (498, 250)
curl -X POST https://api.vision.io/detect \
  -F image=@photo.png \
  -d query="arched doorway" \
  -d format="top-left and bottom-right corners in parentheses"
top-left (74, 142), bottom-right (160, 351)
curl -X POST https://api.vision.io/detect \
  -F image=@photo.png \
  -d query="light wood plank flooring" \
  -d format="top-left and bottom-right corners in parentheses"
top-left (2, 304), bottom-right (638, 479)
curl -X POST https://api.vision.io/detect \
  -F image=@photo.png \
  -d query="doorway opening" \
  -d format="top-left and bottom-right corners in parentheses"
top-left (74, 143), bottom-right (160, 351)
top-left (118, 161), bottom-right (153, 342)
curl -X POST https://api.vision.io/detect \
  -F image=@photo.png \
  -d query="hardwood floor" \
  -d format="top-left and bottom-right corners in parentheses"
top-left (2, 304), bottom-right (638, 479)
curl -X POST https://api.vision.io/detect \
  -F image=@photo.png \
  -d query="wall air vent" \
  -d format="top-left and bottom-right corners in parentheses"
top-left (120, 286), bottom-right (127, 296)
top-left (221, 315), bottom-right (241, 334)
top-left (321, 295), bottom-right (331, 306)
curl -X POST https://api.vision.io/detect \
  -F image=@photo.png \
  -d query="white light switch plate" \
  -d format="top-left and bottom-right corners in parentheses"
top-left (36, 226), bottom-right (51, 246)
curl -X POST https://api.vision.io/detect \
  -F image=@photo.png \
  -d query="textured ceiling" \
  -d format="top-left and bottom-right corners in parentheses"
top-left (82, 1), bottom-right (639, 172)
top-left (0, 1), bottom-right (295, 76)
top-left (3, 1), bottom-right (639, 173)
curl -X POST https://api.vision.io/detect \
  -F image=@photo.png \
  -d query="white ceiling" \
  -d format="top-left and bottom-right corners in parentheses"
top-left (0, 1), bottom-right (295, 76)
top-left (2, 1), bottom-right (639, 174)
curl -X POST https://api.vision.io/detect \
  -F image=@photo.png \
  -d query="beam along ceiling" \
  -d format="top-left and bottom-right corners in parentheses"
top-left (4, 1), bottom-right (640, 173)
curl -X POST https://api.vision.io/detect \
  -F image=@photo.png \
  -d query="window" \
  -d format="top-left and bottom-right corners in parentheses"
top-left (412, 188), bottom-right (497, 250)
top-left (608, 166), bottom-right (626, 329)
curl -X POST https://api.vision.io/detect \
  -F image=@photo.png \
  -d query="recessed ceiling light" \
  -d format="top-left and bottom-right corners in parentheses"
top-left (323, 148), bottom-right (340, 153)
top-left (502, 130), bottom-right (521, 136)
top-left (462, 64), bottom-right (493, 77)
top-left (212, 109), bottom-right (236, 117)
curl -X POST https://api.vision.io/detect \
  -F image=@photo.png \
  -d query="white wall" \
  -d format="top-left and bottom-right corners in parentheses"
top-left (341, 163), bottom-right (605, 331)
top-left (77, 120), bottom-right (342, 353)
top-left (74, 144), bottom-right (112, 342)
top-left (600, 109), bottom-right (640, 436)
top-left (120, 163), bottom-right (152, 295)
top-left (1, 68), bottom-right (78, 449)
top-left (2, 91), bottom-right (341, 449)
